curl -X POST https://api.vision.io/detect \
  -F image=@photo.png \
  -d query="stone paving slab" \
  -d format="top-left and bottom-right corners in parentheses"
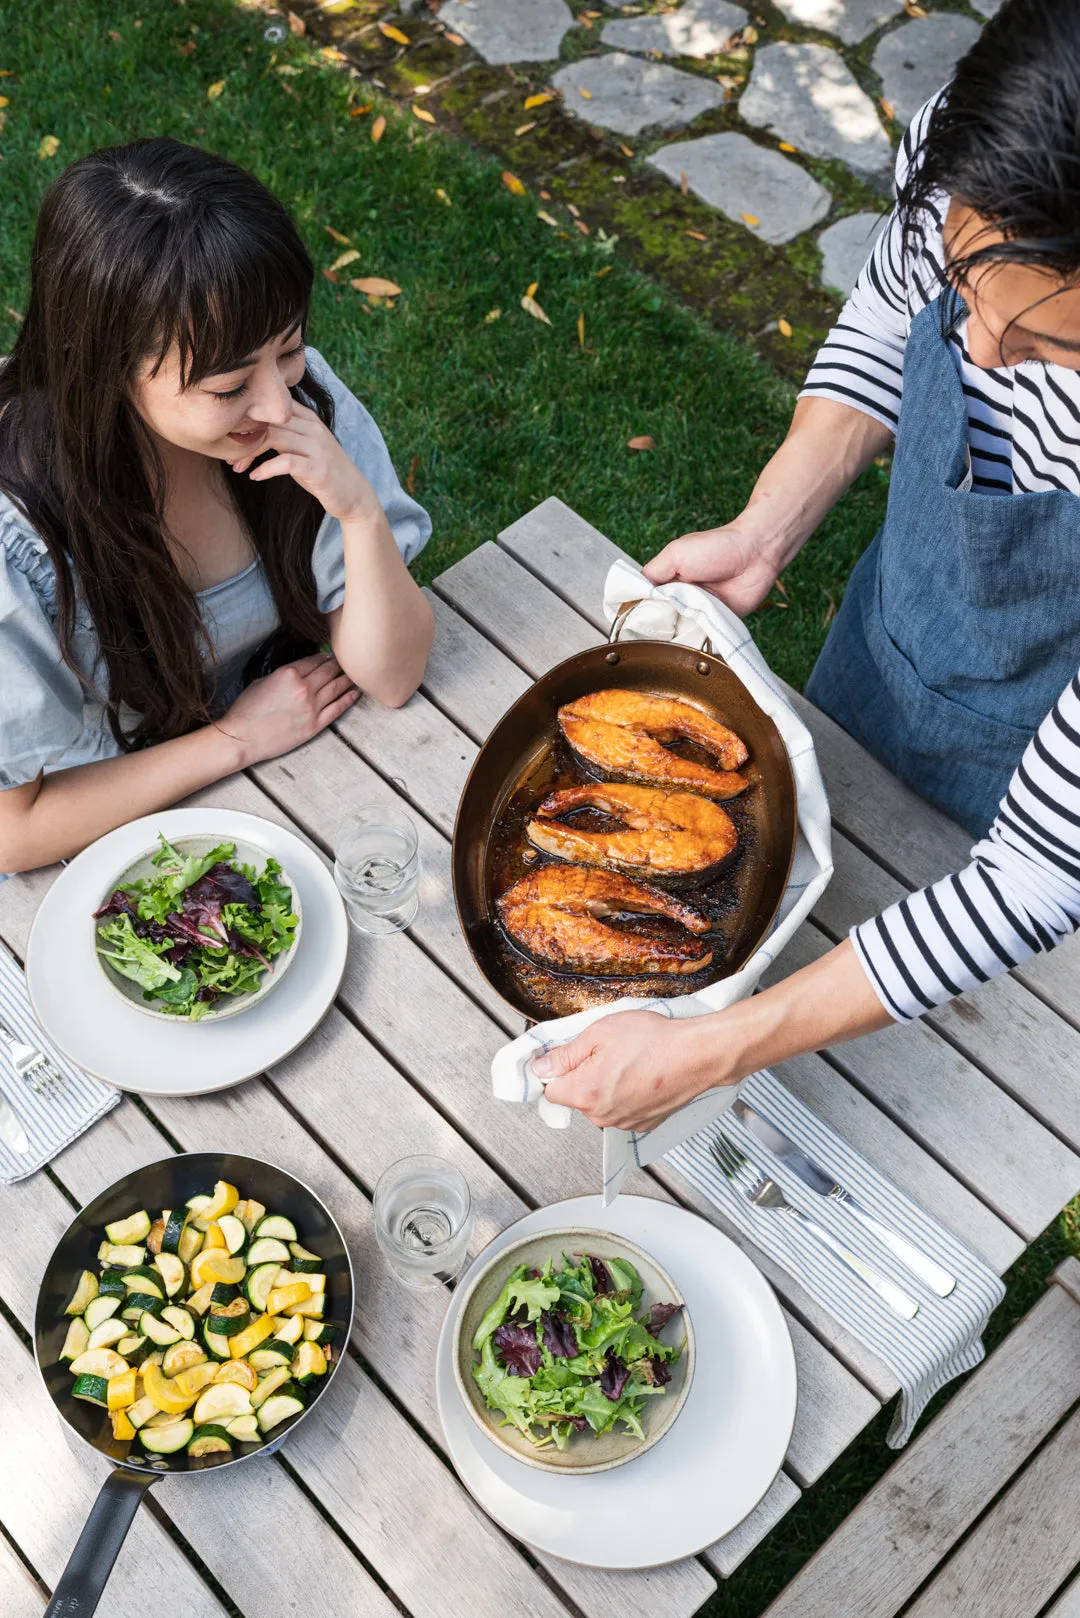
top-left (817, 209), bottom-right (888, 295)
top-left (771, 0), bottom-right (905, 48)
top-left (601, 0), bottom-right (748, 60)
top-left (741, 41), bottom-right (893, 173)
top-left (871, 13), bottom-right (982, 128)
top-left (552, 51), bottom-right (726, 137)
top-left (437, 0), bottom-right (573, 65)
top-left (970, 0), bottom-right (1003, 14)
top-left (649, 131), bottom-right (832, 245)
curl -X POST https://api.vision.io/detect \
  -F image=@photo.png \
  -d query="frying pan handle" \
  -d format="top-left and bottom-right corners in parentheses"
top-left (45, 1466), bottom-right (158, 1618)
top-left (608, 598), bottom-right (715, 656)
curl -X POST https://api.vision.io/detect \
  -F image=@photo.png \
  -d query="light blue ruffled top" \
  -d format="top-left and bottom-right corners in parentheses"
top-left (0, 349), bottom-right (430, 788)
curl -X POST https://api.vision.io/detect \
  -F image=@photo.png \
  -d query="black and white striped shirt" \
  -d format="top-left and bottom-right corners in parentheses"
top-left (801, 95), bottom-right (1080, 496)
top-left (851, 673), bottom-right (1080, 1021)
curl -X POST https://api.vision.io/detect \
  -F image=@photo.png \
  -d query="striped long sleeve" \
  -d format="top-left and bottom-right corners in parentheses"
top-left (851, 674), bottom-right (1080, 1021)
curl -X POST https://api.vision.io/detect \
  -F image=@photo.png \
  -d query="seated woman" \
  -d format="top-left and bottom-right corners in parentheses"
top-left (535, 675), bottom-right (1080, 1127)
top-left (0, 137), bottom-right (433, 873)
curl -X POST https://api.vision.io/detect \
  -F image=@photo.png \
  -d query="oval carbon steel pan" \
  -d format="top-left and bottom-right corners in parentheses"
top-left (452, 640), bottom-right (798, 1022)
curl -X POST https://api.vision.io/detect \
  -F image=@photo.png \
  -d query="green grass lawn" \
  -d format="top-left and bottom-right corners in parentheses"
top-left (1, 3), bottom-right (1076, 1614)
top-left (0, 0), bottom-right (890, 694)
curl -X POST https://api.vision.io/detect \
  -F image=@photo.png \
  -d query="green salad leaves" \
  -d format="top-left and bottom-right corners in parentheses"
top-left (93, 835), bottom-right (298, 1020)
top-left (471, 1252), bottom-right (683, 1449)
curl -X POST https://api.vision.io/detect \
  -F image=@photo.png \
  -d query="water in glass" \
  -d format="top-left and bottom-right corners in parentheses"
top-left (374, 1156), bottom-right (474, 1288)
top-left (334, 805), bottom-right (421, 934)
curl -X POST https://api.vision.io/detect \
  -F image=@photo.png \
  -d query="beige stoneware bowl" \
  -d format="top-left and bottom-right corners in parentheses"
top-left (93, 833), bottom-right (303, 1023)
top-left (453, 1227), bottom-right (694, 1475)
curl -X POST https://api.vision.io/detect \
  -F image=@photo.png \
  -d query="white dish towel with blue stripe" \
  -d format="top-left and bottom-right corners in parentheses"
top-left (490, 557), bottom-right (834, 1203)
top-left (668, 1068), bottom-right (1006, 1446)
top-left (0, 942), bottom-right (120, 1184)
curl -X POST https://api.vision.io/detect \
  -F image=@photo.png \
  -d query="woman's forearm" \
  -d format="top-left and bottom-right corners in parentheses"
top-left (0, 724), bottom-right (245, 872)
top-left (740, 398), bottom-right (895, 564)
top-left (329, 508), bottom-right (434, 709)
top-left (679, 939), bottom-right (894, 1096)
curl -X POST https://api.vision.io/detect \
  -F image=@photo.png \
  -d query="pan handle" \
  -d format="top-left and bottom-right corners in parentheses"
top-left (45, 1466), bottom-right (159, 1618)
top-left (608, 598), bottom-right (715, 657)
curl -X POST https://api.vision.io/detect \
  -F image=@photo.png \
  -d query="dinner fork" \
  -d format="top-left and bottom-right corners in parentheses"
top-left (0, 1016), bottom-right (63, 1092)
top-left (710, 1133), bottom-right (919, 1321)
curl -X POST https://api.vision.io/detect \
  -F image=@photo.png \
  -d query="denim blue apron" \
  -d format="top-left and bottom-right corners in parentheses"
top-left (805, 289), bottom-right (1080, 837)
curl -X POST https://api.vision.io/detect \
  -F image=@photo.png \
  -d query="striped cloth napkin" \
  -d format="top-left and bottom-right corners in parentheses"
top-left (666, 1068), bottom-right (1005, 1446)
top-left (0, 943), bottom-right (120, 1185)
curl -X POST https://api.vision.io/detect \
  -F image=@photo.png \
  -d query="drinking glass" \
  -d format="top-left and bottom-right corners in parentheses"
top-left (373, 1156), bottom-right (475, 1288)
top-left (334, 805), bottom-right (421, 934)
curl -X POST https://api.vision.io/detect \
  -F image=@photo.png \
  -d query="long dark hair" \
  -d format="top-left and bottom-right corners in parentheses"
top-left (897, 0), bottom-right (1080, 295)
top-left (0, 137), bottom-right (333, 750)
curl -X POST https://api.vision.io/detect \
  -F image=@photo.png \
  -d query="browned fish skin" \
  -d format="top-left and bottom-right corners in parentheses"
top-left (558, 690), bottom-right (748, 799)
top-left (497, 865), bottom-right (712, 976)
top-left (528, 782), bottom-right (738, 879)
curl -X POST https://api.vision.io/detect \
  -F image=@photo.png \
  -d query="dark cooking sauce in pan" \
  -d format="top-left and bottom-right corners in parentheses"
top-left (487, 728), bottom-right (765, 1018)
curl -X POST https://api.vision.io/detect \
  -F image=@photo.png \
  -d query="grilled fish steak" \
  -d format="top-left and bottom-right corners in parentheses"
top-left (558, 690), bottom-right (749, 799)
top-left (528, 782), bottom-right (738, 879)
top-left (497, 865), bottom-right (712, 977)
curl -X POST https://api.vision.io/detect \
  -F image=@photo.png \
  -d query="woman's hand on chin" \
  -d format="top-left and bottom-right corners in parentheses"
top-left (232, 400), bottom-right (381, 524)
top-left (218, 651), bottom-right (359, 767)
top-left (533, 1009), bottom-right (735, 1132)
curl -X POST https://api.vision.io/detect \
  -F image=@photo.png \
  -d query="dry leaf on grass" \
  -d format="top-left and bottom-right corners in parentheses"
top-left (177, 40), bottom-right (196, 55)
top-left (351, 276), bottom-right (402, 297)
top-left (521, 294), bottom-right (551, 325)
top-left (484, 308), bottom-right (502, 323)
top-left (4, 307), bottom-right (23, 323)
top-left (619, 143), bottom-right (634, 157)
top-left (322, 47), bottom-right (347, 61)
top-left (287, 11), bottom-right (305, 34)
top-left (322, 269), bottom-right (340, 283)
top-left (627, 435), bottom-right (655, 451)
top-left (778, 141), bottom-right (796, 153)
top-left (537, 210), bottom-right (558, 227)
top-left (330, 248), bottom-right (360, 271)
top-left (567, 203), bottom-right (580, 218)
top-left (0, 96), bottom-right (7, 108)
top-left (741, 24), bottom-right (758, 42)
top-left (406, 455), bottom-right (420, 496)
top-left (879, 97), bottom-right (895, 120)
top-left (579, 13), bottom-right (593, 27)
top-left (594, 265), bottom-right (612, 278)
top-left (686, 229), bottom-right (707, 241)
top-left (412, 104), bottom-right (435, 123)
top-left (435, 188), bottom-right (452, 206)
top-left (526, 282), bottom-right (538, 298)
top-left (524, 92), bottom-right (553, 110)
top-left (904, 0), bottom-right (927, 14)
top-left (326, 226), bottom-right (351, 244)
top-left (515, 121), bottom-right (536, 136)
top-left (349, 104), bottom-right (372, 117)
top-left (108, 29), bottom-right (122, 40)
top-left (371, 114), bottom-right (386, 142)
top-left (740, 212), bottom-right (759, 227)
top-left (679, 170), bottom-right (688, 195)
top-left (502, 170), bottom-right (526, 196)
top-left (37, 134), bottom-right (59, 158)
top-left (206, 80), bottom-right (225, 100)
top-left (823, 593), bottom-right (836, 628)
top-left (574, 219), bottom-right (590, 236)
top-left (277, 64), bottom-right (302, 75)
top-left (444, 31), bottom-right (464, 45)
top-left (577, 312), bottom-right (585, 349)
top-left (777, 317), bottom-right (793, 338)
top-left (378, 22), bottom-right (410, 44)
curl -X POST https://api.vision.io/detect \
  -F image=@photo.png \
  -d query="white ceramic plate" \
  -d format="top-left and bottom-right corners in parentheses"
top-left (26, 809), bottom-right (348, 1096)
top-left (437, 1194), bottom-right (797, 1570)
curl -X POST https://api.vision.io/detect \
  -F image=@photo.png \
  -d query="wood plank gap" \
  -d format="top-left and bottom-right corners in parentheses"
top-left (326, 711), bottom-right (468, 842)
top-left (419, 671), bottom-right (490, 748)
top-left (0, 1289), bottom-right (32, 1350)
top-left (0, 1522), bottom-right (49, 1609)
top-left (142, 1494), bottom-right (254, 1618)
top-left (430, 578), bottom-right (545, 680)
top-left (494, 533), bottom-right (608, 634)
top-left (272, 1455), bottom-right (414, 1618)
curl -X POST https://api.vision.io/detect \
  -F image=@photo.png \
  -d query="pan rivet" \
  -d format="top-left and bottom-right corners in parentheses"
top-left (696, 660), bottom-right (710, 675)
top-left (605, 651), bottom-right (620, 665)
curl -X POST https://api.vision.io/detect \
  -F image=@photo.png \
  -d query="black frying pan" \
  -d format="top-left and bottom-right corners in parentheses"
top-left (35, 1151), bottom-right (354, 1618)
top-left (452, 639), bottom-right (798, 1022)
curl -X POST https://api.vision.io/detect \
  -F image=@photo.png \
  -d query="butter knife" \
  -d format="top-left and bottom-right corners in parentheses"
top-left (733, 1099), bottom-right (956, 1298)
top-left (0, 1090), bottom-right (30, 1155)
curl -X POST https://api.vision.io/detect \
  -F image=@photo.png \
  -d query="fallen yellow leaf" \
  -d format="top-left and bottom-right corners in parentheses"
top-left (521, 293), bottom-right (551, 326)
top-left (619, 143), bottom-right (634, 157)
top-left (412, 104), bottom-right (435, 123)
top-left (880, 97), bottom-right (895, 120)
top-left (502, 170), bottom-right (526, 196)
top-left (567, 203), bottom-right (580, 218)
top-left (349, 104), bottom-right (373, 117)
top-left (904, 0), bottom-right (927, 14)
top-left (322, 46), bottom-right (347, 61)
top-left (515, 121), bottom-right (537, 136)
top-left (680, 170), bottom-right (688, 196)
top-left (37, 134), bottom-right (59, 158)
top-left (4, 306), bottom-right (23, 322)
top-left (287, 10), bottom-right (305, 34)
top-left (741, 213), bottom-right (760, 227)
top-left (326, 226), bottom-right (351, 244)
top-left (627, 435), bottom-right (655, 451)
top-left (578, 87), bottom-right (593, 100)
top-left (351, 276), bottom-right (402, 297)
top-left (742, 24), bottom-right (759, 41)
top-left (526, 282), bottom-right (539, 298)
top-left (574, 219), bottom-right (590, 236)
top-left (177, 40), bottom-right (196, 55)
top-left (537, 210), bottom-right (558, 227)
top-left (524, 93), bottom-right (553, 110)
top-left (322, 269), bottom-right (339, 283)
top-left (778, 317), bottom-right (793, 338)
top-left (540, 188), bottom-right (552, 200)
top-left (778, 141), bottom-right (796, 153)
top-left (277, 65), bottom-right (302, 76)
top-left (594, 265), bottom-right (613, 278)
top-left (206, 80), bottom-right (225, 100)
top-left (580, 13), bottom-right (593, 26)
top-left (577, 312), bottom-right (585, 349)
top-left (108, 29), bottom-right (122, 41)
top-left (330, 248), bottom-right (360, 271)
top-left (484, 308), bottom-right (502, 323)
top-left (378, 21), bottom-right (410, 44)
top-left (371, 114), bottom-right (386, 142)
top-left (435, 188), bottom-right (452, 206)
top-left (444, 31), bottom-right (465, 45)
top-left (0, 96), bottom-right (8, 108)
top-left (686, 229), bottom-right (707, 241)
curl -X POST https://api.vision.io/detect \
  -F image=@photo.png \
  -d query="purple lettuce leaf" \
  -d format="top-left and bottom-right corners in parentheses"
top-left (92, 889), bottom-right (140, 923)
top-left (639, 1356), bottom-right (672, 1387)
top-left (180, 876), bottom-right (231, 943)
top-left (599, 1349), bottom-right (629, 1401)
top-left (492, 1321), bottom-right (543, 1378)
top-left (226, 927), bottom-right (270, 969)
top-left (568, 1415), bottom-right (589, 1432)
top-left (588, 1256), bottom-right (614, 1296)
top-left (540, 1310), bottom-right (578, 1359)
top-left (647, 1302), bottom-right (683, 1335)
top-left (203, 861), bottom-right (261, 909)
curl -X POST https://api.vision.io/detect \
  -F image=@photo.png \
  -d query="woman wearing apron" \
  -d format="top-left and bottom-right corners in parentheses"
top-left (531, 0), bottom-right (1080, 1128)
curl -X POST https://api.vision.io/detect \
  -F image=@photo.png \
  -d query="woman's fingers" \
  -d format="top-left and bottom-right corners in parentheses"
top-left (288, 651), bottom-right (337, 677)
top-left (316, 686), bottom-right (361, 730)
top-left (315, 672), bottom-right (357, 710)
top-left (248, 453), bottom-right (304, 483)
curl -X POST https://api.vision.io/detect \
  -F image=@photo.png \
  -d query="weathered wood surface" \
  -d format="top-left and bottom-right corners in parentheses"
top-left (0, 1536), bottom-right (46, 1618)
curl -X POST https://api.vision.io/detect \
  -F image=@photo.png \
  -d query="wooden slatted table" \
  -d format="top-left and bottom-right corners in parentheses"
top-left (1, 496), bottom-right (1078, 1617)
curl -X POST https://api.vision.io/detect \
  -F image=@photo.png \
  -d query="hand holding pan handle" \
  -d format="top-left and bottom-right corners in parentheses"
top-left (45, 1468), bottom-right (159, 1618)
